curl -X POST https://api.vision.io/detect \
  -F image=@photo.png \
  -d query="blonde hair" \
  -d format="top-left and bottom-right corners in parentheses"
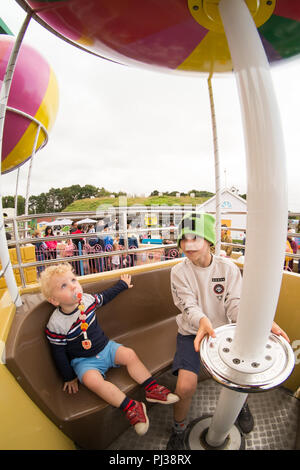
top-left (40, 263), bottom-right (73, 299)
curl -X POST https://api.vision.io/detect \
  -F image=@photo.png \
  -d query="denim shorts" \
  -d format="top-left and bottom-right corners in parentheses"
top-left (71, 340), bottom-right (122, 382)
top-left (172, 333), bottom-right (202, 376)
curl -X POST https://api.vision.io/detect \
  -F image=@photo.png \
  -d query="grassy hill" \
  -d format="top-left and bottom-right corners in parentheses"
top-left (64, 195), bottom-right (211, 212)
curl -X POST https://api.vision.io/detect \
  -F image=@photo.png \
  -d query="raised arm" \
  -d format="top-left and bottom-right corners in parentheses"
top-left (95, 275), bottom-right (133, 306)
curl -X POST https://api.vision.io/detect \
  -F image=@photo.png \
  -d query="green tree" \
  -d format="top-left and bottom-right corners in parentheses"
top-left (47, 187), bottom-right (63, 212)
top-left (79, 184), bottom-right (98, 199)
top-left (59, 187), bottom-right (75, 209)
top-left (2, 195), bottom-right (15, 208)
top-left (97, 187), bottom-right (111, 197)
top-left (29, 193), bottom-right (48, 214)
top-left (3, 195), bottom-right (25, 216)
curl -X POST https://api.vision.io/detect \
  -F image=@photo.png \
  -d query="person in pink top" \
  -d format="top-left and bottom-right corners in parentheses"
top-left (44, 226), bottom-right (58, 259)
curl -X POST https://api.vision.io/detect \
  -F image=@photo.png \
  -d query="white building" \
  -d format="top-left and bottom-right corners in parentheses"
top-left (199, 188), bottom-right (247, 241)
top-left (3, 208), bottom-right (15, 219)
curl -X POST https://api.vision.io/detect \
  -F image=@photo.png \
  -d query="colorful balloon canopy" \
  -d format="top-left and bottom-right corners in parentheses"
top-left (0, 35), bottom-right (59, 174)
top-left (23, 0), bottom-right (300, 74)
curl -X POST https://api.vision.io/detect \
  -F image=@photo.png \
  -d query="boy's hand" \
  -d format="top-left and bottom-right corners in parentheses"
top-left (271, 321), bottom-right (290, 343)
top-left (194, 316), bottom-right (216, 352)
top-left (121, 274), bottom-right (133, 288)
top-left (63, 378), bottom-right (79, 394)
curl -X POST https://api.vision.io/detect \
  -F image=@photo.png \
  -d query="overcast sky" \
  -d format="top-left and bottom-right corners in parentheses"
top-left (2, 1), bottom-right (300, 212)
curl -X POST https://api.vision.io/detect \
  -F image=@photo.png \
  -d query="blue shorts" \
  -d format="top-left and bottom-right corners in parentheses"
top-left (172, 333), bottom-right (202, 376)
top-left (71, 340), bottom-right (122, 382)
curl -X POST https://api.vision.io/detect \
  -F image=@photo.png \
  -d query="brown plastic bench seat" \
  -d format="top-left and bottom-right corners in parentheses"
top-left (6, 265), bottom-right (179, 449)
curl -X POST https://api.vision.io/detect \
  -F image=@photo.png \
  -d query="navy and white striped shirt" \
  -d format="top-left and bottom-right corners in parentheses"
top-left (45, 280), bottom-right (128, 381)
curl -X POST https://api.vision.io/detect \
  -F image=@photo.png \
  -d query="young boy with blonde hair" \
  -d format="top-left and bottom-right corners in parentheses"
top-left (41, 263), bottom-right (178, 435)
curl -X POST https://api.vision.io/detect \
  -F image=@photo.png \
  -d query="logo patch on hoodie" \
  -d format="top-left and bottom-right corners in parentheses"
top-left (213, 284), bottom-right (224, 300)
top-left (213, 284), bottom-right (224, 294)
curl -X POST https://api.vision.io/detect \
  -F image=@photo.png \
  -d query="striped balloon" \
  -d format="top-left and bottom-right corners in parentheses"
top-left (23, 0), bottom-right (300, 74)
top-left (0, 35), bottom-right (59, 174)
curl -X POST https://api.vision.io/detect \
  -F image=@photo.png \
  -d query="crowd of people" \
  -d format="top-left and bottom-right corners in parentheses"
top-left (285, 228), bottom-right (298, 271)
top-left (31, 218), bottom-right (180, 277)
top-left (8, 215), bottom-right (300, 277)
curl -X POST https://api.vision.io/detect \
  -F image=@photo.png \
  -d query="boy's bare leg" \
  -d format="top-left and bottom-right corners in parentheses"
top-left (173, 369), bottom-right (198, 422)
top-left (82, 366), bottom-right (150, 435)
top-left (82, 369), bottom-right (126, 407)
top-left (115, 346), bottom-right (151, 384)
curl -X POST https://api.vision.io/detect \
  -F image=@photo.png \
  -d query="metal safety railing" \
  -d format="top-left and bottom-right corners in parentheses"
top-left (4, 208), bottom-right (183, 287)
top-left (3, 208), bottom-right (299, 288)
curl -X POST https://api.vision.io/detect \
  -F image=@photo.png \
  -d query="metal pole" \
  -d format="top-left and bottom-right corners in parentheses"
top-left (120, 209), bottom-right (128, 251)
top-left (221, 0), bottom-right (287, 360)
top-left (25, 124), bottom-right (40, 237)
top-left (78, 241), bottom-right (84, 276)
top-left (206, 389), bottom-right (247, 447)
top-left (205, 0), bottom-right (288, 446)
top-left (12, 217), bottom-right (26, 288)
top-left (207, 74), bottom-right (221, 255)
top-left (25, 124), bottom-right (40, 216)
top-left (14, 167), bottom-right (20, 218)
top-left (0, 12), bottom-right (32, 307)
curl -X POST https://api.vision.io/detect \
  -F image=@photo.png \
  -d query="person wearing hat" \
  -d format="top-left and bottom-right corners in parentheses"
top-left (166, 212), bottom-right (289, 450)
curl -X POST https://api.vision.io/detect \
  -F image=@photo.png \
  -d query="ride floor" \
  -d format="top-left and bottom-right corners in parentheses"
top-left (107, 370), bottom-right (299, 451)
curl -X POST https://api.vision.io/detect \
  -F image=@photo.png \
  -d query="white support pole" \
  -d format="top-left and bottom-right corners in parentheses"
top-left (207, 74), bottom-right (221, 255)
top-left (25, 124), bottom-right (40, 216)
top-left (206, 388), bottom-right (247, 447)
top-left (0, 12), bottom-right (32, 307)
top-left (205, 0), bottom-right (288, 446)
top-left (25, 124), bottom-right (40, 237)
top-left (14, 167), bottom-right (20, 218)
top-left (25, 126), bottom-right (41, 215)
top-left (220, 0), bottom-right (287, 361)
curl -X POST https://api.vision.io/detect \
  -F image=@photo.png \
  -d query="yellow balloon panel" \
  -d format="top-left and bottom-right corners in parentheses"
top-left (178, 30), bottom-right (232, 74)
top-left (2, 68), bottom-right (59, 174)
top-left (0, 37), bottom-right (59, 174)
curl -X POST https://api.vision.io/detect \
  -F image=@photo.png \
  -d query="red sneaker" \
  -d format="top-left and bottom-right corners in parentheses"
top-left (145, 385), bottom-right (179, 405)
top-left (125, 401), bottom-right (149, 435)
